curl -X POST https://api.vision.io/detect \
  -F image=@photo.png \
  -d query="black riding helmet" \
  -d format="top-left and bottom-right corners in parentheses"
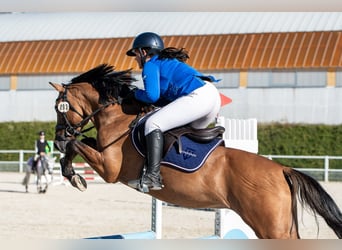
top-left (126, 32), bottom-right (164, 57)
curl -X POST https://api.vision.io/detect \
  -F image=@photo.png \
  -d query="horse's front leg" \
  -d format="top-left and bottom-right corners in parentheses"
top-left (60, 140), bottom-right (88, 191)
top-left (61, 139), bottom-right (111, 191)
top-left (69, 139), bottom-right (123, 184)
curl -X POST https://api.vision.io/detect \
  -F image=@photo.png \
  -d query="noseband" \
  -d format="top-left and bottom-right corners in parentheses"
top-left (55, 85), bottom-right (117, 138)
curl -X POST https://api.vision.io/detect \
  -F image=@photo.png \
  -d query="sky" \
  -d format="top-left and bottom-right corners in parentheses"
top-left (2, 0), bottom-right (342, 12)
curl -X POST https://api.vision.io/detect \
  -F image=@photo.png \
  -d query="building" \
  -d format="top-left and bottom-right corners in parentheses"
top-left (0, 12), bottom-right (341, 123)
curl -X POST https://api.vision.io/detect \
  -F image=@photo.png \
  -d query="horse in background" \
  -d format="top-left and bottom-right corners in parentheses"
top-left (22, 155), bottom-right (56, 193)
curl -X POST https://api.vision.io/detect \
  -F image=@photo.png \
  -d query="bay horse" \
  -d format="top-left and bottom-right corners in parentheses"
top-left (50, 64), bottom-right (342, 239)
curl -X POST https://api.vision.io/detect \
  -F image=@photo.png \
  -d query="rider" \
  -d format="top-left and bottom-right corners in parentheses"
top-left (33, 131), bottom-right (51, 170)
top-left (126, 32), bottom-right (221, 191)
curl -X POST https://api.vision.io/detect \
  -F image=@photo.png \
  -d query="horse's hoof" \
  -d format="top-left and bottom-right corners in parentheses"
top-left (71, 174), bottom-right (87, 192)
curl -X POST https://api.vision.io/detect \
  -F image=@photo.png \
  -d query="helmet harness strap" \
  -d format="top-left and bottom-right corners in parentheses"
top-left (138, 48), bottom-right (147, 67)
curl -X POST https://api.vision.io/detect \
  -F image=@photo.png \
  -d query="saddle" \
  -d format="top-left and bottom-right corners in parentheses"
top-left (131, 111), bottom-right (225, 156)
top-left (163, 125), bottom-right (225, 155)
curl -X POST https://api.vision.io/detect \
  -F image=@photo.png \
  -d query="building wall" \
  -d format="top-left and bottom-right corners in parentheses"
top-left (2, 86), bottom-right (342, 125)
top-left (220, 87), bottom-right (342, 124)
top-left (1, 70), bottom-right (342, 124)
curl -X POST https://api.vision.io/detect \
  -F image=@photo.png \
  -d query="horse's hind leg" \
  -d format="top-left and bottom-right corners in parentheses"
top-left (42, 173), bottom-right (49, 193)
top-left (22, 165), bottom-right (32, 192)
top-left (22, 172), bottom-right (30, 193)
top-left (233, 174), bottom-right (299, 239)
top-left (246, 190), bottom-right (299, 239)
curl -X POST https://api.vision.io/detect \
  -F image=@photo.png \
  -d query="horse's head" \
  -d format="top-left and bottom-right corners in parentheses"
top-left (50, 64), bottom-right (138, 153)
top-left (50, 82), bottom-right (87, 153)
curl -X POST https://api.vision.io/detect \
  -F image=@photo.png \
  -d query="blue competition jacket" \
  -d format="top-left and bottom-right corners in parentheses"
top-left (134, 55), bottom-right (207, 104)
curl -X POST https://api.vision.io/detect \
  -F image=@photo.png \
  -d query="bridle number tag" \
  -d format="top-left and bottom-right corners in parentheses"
top-left (58, 101), bottom-right (70, 113)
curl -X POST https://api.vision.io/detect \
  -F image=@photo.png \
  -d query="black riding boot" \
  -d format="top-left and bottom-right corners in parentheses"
top-left (142, 129), bottom-right (164, 190)
top-left (128, 129), bottom-right (164, 192)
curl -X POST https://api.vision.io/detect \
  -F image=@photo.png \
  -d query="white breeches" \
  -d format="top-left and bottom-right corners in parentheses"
top-left (144, 82), bottom-right (221, 135)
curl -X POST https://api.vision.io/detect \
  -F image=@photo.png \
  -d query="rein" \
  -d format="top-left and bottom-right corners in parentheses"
top-left (56, 85), bottom-right (118, 138)
top-left (56, 84), bottom-right (145, 141)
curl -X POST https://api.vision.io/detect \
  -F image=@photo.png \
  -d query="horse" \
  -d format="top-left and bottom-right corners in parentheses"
top-left (50, 64), bottom-right (342, 239)
top-left (22, 155), bottom-right (55, 193)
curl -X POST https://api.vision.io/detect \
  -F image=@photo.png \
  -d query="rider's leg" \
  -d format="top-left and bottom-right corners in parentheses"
top-left (127, 129), bottom-right (164, 191)
top-left (141, 129), bottom-right (164, 190)
top-left (144, 82), bottom-right (221, 134)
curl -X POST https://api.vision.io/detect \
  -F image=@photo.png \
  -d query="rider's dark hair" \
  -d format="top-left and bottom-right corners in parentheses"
top-left (158, 47), bottom-right (189, 62)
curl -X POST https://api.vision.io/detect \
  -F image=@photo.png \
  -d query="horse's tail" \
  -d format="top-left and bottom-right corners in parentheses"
top-left (283, 168), bottom-right (342, 239)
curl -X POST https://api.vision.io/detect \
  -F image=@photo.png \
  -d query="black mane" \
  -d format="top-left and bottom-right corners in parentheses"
top-left (70, 64), bottom-right (136, 104)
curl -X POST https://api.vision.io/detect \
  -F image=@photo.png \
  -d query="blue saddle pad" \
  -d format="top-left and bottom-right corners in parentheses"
top-left (131, 115), bottom-right (223, 172)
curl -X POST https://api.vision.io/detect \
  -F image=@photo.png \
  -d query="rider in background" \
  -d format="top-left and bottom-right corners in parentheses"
top-left (33, 131), bottom-right (51, 170)
top-left (126, 32), bottom-right (221, 191)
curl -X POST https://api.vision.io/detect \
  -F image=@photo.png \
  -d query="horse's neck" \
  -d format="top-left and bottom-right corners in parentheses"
top-left (93, 105), bottom-right (138, 148)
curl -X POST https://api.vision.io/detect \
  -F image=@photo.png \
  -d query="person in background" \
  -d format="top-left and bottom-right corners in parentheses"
top-left (33, 131), bottom-right (51, 170)
top-left (126, 32), bottom-right (221, 192)
top-left (22, 131), bottom-right (52, 192)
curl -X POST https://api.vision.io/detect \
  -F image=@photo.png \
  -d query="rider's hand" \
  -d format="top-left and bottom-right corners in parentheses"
top-left (142, 105), bottom-right (157, 113)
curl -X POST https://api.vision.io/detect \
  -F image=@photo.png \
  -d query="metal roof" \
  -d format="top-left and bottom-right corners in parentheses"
top-left (1, 31), bottom-right (341, 74)
top-left (0, 12), bottom-right (342, 42)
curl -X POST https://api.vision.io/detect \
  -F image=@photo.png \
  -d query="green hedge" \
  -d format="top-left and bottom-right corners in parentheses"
top-left (258, 123), bottom-right (342, 169)
top-left (0, 121), bottom-right (96, 163)
top-left (0, 121), bottom-right (342, 169)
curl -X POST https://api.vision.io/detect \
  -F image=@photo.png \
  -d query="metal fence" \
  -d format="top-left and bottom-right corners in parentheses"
top-left (265, 155), bottom-right (342, 182)
top-left (0, 150), bottom-right (341, 182)
top-left (0, 150), bottom-right (63, 173)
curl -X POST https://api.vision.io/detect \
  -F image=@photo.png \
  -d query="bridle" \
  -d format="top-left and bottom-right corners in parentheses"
top-left (55, 84), bottom-right (118, 139)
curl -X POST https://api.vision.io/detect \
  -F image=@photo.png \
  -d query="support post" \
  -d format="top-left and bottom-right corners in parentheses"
top-left (324, 156), bottom-right (329, 182)
top-left (151, 198), bottom-right (162, 239)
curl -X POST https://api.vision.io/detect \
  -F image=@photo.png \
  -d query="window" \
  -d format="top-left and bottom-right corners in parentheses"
top-left (247, 71), bottom-right (270, 87)
top-left (247, 70), bottom-right (326, 88)
top-left (296, 71), bottom-right (326, 87)
top-left (16, 74), bottom-right (76, 90)
top-left (272, 71), bottom-right (296, 87)
top-left (214, 72), bottom-right (240, 88)
top-left (336, 71), bottom-right (342, 87)
top-left (0, 76), bottom-right (10, 90)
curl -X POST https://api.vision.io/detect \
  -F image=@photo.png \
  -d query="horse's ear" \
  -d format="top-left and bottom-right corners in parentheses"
top-left (49, 82), bottom-right (64, 92)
